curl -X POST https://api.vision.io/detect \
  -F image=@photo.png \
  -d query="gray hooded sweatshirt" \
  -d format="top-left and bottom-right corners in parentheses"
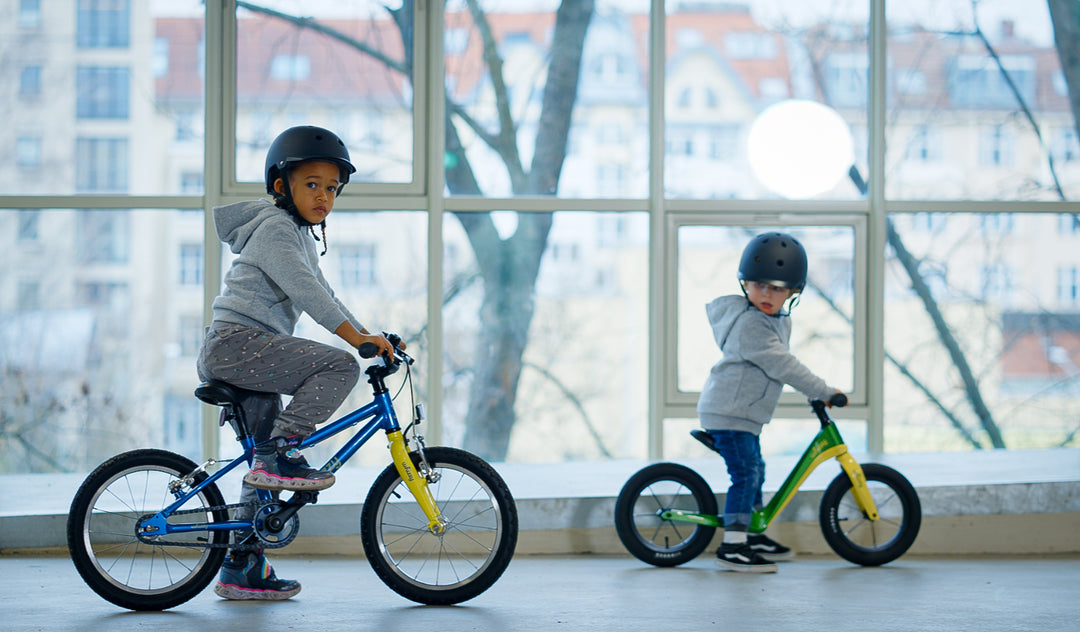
top-left (696, 295), bottom-right (835, 435)
top-left (210, 199), bottom-right (363, 336)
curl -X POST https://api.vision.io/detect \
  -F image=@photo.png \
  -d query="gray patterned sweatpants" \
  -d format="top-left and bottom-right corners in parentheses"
top-left (196, 322), bottom-right (360, 438)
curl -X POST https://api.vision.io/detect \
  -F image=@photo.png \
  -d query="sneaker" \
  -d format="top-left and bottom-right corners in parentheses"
top-left (748, 533), bottom-right (795, 562)
top-left (214, 551), bottom-right (301, 600)
top-left (715, 542), bottom-right (779, 573)
top-left (243, 436), bottom-right (336, 492)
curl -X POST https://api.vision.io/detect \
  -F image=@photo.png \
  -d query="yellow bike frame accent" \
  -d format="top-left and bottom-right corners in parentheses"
top-left (762, 444), bottom-right (847, 524)
top-left (387, 430), bottom-right (447, 534)
top-left (836, 451), bottom-right (880, 521)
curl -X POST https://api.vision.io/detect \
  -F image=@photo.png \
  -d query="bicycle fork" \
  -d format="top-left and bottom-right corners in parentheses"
top-left (387, 429), bottom-right (448, 534)
top-left (834, 450), bottom-right (880, 521)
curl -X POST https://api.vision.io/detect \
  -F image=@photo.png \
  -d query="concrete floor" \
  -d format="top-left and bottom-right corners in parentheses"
top-left (4, 553), bottom-right (1077, 632)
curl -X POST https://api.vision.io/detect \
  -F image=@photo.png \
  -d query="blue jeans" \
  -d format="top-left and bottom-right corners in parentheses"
top-left (708, 429), bottom-right (765, 530)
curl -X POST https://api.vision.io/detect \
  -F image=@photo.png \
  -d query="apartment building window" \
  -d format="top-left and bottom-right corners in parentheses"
top-left (980, 263), bottom-right (1013, 303)
top-left (725, 31), bottom-right (777, 60)
top-left (77, 211), bottom-right (130, 264)
top-left (1059, 214), bottom-right (1080, 234)
top-left (338, 244), bottom-right (376, 289)
top-left (75, 138), bottom-right (128, 192)
top-left (76, 281), bottom-right (130, 316)
top-left (18, 0), bottom-right (41, 28)
top-left (978, 125), bottom-right (1014, 167)
top-left (823, 53), bottom-right (867, 108)
top-left (1059, 267), bottom-right (1080, 306)
top-left (911, 212), bottom-right (947, 233)
top-left (77, 67), bottom-right (130, 119)
top-left (270, 55), bottom-right (311, 81)
top-left (16, 210), bottom-right (39, 242)
top-left (905, 126), bottom-right (940, 162)
top-left (180, 172), bottom-right (203, 194)
top-left (179, 314), bottom-right (203, 357)
top-left (19, 66), bottom-right (42, 98)
top-left (77, 0), bottom-right (130, 49)
top-left (980, 213), bottom-right (1014, 234)
top-left (949, 54), bottom-right (1035, 108)
top-left (708, 125), bottom-right (739, 160)
top-left (179, 244), bottom-right (202, 286)
top-left (1052, 126), bottom-right (1079, 163)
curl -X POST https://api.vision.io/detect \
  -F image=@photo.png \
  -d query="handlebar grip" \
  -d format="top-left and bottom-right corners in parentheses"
top-left (829, 392), bottom-right (848, 408)
top-left (357, 342), bottom-right (379, 359)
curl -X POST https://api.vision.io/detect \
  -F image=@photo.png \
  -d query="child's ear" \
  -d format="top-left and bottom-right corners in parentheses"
top-left (273, 177), bottom-right (286, 196)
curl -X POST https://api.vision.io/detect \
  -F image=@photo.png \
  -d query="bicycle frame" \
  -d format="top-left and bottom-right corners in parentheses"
top-left (139, 358), bottom-right (447, 542)
top-left (660, 400), bottom-right (880, 532)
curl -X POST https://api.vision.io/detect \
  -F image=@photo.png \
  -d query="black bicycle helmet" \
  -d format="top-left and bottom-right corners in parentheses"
top-left (264, 125), bottom-right (356, 195)
top-left (737, 232), bottom-right (808, 291)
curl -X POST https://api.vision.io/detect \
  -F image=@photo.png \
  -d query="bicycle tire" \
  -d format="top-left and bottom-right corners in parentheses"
top-left (360, 446), bottom-right (518, 605)
top-left (66, 449), bottom-right (229, 611)
top-left (614, 462), bottom-right (718, 567)
top-left (819, 463), bottom-right (921, 566)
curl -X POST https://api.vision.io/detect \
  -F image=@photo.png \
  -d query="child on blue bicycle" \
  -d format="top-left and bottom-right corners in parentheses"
top-left (696, 232), bottom-right (842, 573)
top-left (197, 125), bottom-right (395, 600)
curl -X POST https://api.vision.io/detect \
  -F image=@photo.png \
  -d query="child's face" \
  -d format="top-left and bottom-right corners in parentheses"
top-left (275, 160), bottom-right (341, 224)
top-left (743, 281), bottom-right (795, 315)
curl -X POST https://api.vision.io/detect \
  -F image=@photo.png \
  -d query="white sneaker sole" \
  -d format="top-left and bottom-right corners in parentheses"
top-left (243, 470), bottom-right (335, 491)
top-left (715, 558), bottom-right (779, 573)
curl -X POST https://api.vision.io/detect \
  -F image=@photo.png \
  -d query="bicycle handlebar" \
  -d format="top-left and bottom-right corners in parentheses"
top-left (357, 332), bottom-right (413, 366)
top-left (829, 392), bottom-right (848, 408)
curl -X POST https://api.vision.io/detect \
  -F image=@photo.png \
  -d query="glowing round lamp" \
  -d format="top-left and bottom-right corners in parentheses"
top-left (747, 99), bottom-right (855, 199)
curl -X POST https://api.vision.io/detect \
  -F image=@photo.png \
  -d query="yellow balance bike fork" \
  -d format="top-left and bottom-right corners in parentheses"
top-left (835, 450), bottom-right (880, 521)
top-left (387, 429), bottom-right (447, 534)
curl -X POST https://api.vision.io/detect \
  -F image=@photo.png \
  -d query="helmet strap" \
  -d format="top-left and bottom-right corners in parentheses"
top-left (272, 176), bottom-right (329, 256)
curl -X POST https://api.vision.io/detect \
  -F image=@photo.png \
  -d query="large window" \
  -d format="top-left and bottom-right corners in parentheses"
top-left (886, 0), bottom-right (1079, 200)
top-left (885, 212), bottom-right (1080, 451)
top-left (231, 0), bottom-right (419, 190)
top-left (1, 1), bottom-right (1077, 480)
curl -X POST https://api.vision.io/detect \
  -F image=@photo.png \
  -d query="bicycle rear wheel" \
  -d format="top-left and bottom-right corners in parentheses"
top-left (614, 462), bottom-right (718, 567)
top-left (66, 449), bottom-right (229, 610)
top-left (819, 463), bottom-right (921, 566)
top-left (361, 446), bottom-right (518, 605)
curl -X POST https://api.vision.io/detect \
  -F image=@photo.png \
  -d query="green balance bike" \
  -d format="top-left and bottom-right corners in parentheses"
top-left (614, 394), bottom-right (921, 567)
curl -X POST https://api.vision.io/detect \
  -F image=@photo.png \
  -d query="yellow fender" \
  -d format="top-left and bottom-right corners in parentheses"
top-left (836, 452), bottom-right (880, 521)
top-left (387, 430), bottom-right (447, 534)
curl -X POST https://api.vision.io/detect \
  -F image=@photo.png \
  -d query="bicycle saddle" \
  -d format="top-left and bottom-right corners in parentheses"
top-left (193, 380), bottom-right (260, 407)
top-left (690, 429), bottom-right (722, 454)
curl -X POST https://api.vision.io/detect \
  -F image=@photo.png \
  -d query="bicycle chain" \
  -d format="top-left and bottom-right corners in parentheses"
top-left (136, 501), bottom-right (296, 550)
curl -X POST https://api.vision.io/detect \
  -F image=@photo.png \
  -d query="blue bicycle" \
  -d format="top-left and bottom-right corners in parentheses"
top-left (67, 334), bottom-right (518, 610)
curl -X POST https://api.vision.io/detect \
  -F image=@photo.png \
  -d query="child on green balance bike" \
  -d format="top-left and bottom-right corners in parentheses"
top-left (695, 232), bottom-right (843, 573)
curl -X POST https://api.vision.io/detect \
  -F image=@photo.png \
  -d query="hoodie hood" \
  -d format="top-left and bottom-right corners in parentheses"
top-left (705, 295), bottom-right (754, 348)
top-left (213, 199), bottom-right (282, 254)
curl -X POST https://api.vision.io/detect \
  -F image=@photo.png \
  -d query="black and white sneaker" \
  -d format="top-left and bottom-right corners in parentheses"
top-left (748, 533), bottom-right (795, 562)
top-left (715, 543), bottom-right (779, 573)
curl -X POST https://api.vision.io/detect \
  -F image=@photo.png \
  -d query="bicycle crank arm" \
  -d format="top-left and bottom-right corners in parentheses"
top-left (659, 509), bottom-right (722, 528)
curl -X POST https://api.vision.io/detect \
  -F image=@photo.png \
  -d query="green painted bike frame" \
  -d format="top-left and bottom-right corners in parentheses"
top-left (660, 420), bottom-right (880, 532)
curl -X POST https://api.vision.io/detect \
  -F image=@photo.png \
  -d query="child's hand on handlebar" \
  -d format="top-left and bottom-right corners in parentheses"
top-left (827, 391), bottom-right (848, 408)
top-left (358, 332), bottom-right (395, 359)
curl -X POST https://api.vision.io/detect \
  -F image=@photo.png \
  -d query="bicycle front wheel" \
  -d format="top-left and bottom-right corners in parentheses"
top-left (66, 449), bottom-right (229, 611)
top-left (361, 446), bottom-right (518, 605)
top-left (614, 462), bottom-right (718, 567)
top-left (819, 463), bottom-right (922, 566)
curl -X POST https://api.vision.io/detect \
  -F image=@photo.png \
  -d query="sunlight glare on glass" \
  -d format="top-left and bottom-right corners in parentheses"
top-left (747, 99), bottom-right (854, 199)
